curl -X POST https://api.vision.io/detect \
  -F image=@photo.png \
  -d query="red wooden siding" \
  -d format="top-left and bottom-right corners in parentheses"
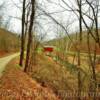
top-left (44, 47), bottom-right (54, 52)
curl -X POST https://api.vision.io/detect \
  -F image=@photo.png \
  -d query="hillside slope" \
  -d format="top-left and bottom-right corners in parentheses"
top-left (47, 30), bottom-right (100, 54)
top-left (0, 58), bottom-right (59, 99)
top-left (0, 28), bottom-right (20, 53)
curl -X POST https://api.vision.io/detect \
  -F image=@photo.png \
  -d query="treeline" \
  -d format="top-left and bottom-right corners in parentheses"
top-left (0, 28), bottom-right (20, 52)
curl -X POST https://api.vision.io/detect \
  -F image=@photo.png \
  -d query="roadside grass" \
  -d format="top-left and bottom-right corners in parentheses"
top-left (31, 53), bottom-right (78, 99)
top-left (33, 52), bottom-right (100, 99)
top-left (3, 52), bottom-right (99, 99)
top-left (61, 53), bottom-right (100, 92)
top-left (67, 51), bottom-right (100, 58)
top-left (0, 56), bottom-right (59, 100)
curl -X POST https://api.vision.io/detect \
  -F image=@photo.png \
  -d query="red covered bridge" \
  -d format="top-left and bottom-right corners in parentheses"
top-left (43, 46), bottom-right (54, 53)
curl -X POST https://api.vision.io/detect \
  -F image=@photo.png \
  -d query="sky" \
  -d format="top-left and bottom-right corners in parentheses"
top-left (5, 0), bottom-right (22, 33)
top-left (0, 0), bottom-right (79, 40)
top-left (0, 0), bottom-right (78, 39)
top-left (1, 0), bottom-right (100, 40)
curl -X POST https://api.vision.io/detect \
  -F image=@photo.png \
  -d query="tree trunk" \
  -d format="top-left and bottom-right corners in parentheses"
top-left (87, 32), bottom-right (97, 100)
top-left (78, 69), bottom-right (81, 100)
top-left (24, 0), bottom-right (35, 72)
top-left (19, 0), bottom-right (26, 66)
top-left (77, 1), bottom-right (82, 99)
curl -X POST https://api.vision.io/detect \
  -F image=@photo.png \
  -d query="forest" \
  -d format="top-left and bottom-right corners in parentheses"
top-left (0, 0), bottom-right (100, 100)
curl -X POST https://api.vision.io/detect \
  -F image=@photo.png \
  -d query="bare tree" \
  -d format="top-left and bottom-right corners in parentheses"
top-left (37, 0), bottom-right (100, 99)
top-left (24, 0), bottom-right (36, 72)
top-left (19, 0), bottom-right (26, 66)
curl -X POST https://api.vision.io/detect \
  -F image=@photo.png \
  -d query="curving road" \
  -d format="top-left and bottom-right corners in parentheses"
top-left (0, 53), bottom-right (19, 77)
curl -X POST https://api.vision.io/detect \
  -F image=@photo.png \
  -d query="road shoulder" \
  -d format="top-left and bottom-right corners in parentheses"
top-left (0, 58), bottom-right (59, 99)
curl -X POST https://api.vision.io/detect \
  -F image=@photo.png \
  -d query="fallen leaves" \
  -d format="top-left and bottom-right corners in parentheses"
top-left (0, 59), bottom-right (59, 100)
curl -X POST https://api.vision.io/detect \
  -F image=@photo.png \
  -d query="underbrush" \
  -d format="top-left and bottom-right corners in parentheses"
top-left (0, 57), bottom-right (59, 100)
top-left (31, 54), bottom-right (78, 99)
top-left (31, 53), bottom-right (100, 100)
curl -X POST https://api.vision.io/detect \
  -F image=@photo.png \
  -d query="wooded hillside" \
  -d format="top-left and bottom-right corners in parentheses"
top-left (0, 28), bottom-right (20, 52)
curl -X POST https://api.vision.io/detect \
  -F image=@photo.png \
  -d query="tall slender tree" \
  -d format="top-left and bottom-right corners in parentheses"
top-left (19, 0), bottom-right (26, 66)
top-left (24, 0), bottom-right (36, 72)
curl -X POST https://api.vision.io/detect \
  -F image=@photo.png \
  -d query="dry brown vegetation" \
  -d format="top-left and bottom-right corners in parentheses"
top-left (0, 57), bottom-right (59, 100)
top-left (31, 54), bottom-right (79, 99)
top-left (0, 50), bottom-right (9, 58)
top-left (29, 53), bottom-right (100, 100)
top-left (0, 0), bottom-right (100, 99)
top-left (0, 28), bottom-right (20, 53)
top-left (47, 31), bottom-right (100, 54)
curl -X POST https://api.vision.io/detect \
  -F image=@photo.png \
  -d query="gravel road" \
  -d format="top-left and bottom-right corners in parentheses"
top-left (0, 53), bottom-right (19, 77)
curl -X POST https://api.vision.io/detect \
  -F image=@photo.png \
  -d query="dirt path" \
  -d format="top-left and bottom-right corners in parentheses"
top-left (0, 53), bottom-right (19, 77)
